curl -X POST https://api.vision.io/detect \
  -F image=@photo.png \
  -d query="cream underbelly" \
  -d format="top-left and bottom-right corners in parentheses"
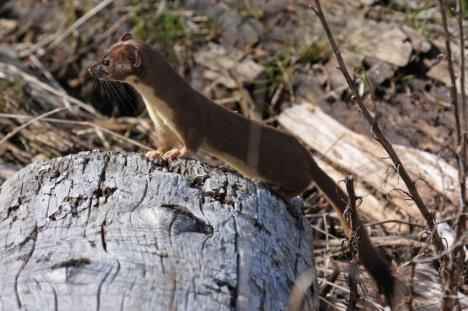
top-left (126, 77), bottom-right (180, 138)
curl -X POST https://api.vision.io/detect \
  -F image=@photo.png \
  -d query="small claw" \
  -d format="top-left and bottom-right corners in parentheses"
top-left (179, 146), bottom-right (188, 157)
top-left (145, 150), bottom-right (163, 160)
top-left (162, 147), bottom-right (188, 160)
top-left (162, 148), bottom-right (181, 160)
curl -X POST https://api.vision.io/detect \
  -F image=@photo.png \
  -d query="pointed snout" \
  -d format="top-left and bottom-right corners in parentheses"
top-left (88, 63), bottom-right (98, 77)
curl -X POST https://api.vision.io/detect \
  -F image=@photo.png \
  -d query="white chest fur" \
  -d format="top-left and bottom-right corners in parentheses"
top-left (125, 77), bottom-right (178, 134)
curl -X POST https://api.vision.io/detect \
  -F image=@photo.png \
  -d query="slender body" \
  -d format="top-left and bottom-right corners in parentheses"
top-left (89, 33), bottom-right (399, 308)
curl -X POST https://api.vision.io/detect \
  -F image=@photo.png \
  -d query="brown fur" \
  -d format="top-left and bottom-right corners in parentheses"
top-left (89, 33), bottom-right (400, 308)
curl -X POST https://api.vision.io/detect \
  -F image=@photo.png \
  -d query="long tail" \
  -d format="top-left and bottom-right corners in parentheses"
top-left (309, 158), bottom-right (397, 306)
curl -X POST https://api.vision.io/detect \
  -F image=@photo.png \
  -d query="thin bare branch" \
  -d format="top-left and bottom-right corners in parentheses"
top-left (0, 113), bottom-right (151, 151)
top-left (458, 0), bottom-right (467, 134)
top-left (365, 219), bottom-right (427, 229)
top-left (0, 62), bottom-right (101, 116)
top-left (407, 262), bottom-right (415, 311)
top-left (344, 176), bottom-right (359, 311)
top-left (0, 108), bottom-right (66, 146)
top-left (437, 1), bottom-right (467, 309)
top-left (19, 0), bottom-right (115, 57)
top-left (311, 0), bottom-right (447, 264)
top-left (437, 0), bottom-right (462, 145)
top-left (317, 277), bottom-right (384, 310)
top-left (29, 54), bottom-right (72, 111)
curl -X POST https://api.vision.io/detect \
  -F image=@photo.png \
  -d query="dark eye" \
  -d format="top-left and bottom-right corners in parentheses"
top-left (102, 59), bottom-right (111, 66)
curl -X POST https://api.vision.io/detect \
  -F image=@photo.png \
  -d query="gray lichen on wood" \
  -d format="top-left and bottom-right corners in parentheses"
top-left (0, 151), bottom-right (317, 310)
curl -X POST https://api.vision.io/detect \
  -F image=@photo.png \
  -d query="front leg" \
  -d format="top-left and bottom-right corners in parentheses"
top-left (146, 127), bottom-right (182, 160)
top-left (161, 146), bottom-right (188, 160)
top-left (145, 109), bottom-right (181, 160)
top-left (159, 128), bottom-right (202, 160)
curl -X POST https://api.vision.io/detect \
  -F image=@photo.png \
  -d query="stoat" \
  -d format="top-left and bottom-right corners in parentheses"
top-left (89, 33), bottom-right (400, 308)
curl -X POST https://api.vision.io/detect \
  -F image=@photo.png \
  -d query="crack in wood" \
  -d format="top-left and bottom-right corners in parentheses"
top-left (15, 225), bottom-right (38, 308)
top-left (130, 179), bottom-right (148, 213)
top-left (100, 220), bottom-right (107, 253)
top-left (161, 203), bottom-right (213, 236)
top-left (232, 216), bottom-right (240, 309)
top-left (51, 258), bottom-right (91, 269)
top-left (0, 151), bottom-right (317, 310)
top-left (96, 265), bottom-right (112, 311)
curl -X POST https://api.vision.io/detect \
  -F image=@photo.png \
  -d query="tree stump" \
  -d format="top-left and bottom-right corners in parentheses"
top-left (0, 151), bottom-right (318, 310)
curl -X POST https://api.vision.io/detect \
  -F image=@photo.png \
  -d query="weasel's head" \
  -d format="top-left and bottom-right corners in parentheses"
top-left (88, 33), bottom-right (142, 82)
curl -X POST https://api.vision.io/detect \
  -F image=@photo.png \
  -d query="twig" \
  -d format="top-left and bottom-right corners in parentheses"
top-left (437, 0), bottom-right (462, 146)
top-left (344, 176), bottom-right (359, 311)
top-left (366, 219), bottom-right (427, 229)
top-left (318, 268), bottom-right (339, 299)
top-left (19, 0), bottom-right (115, 57)
top-left (0, 113), bottom-right (151, 151)
top-left (437, 1), bottom-right (466, 310)
top-left (276, 59), bottom-right (297, 105)
top-left (409, 232), bottom-right (468, 264)
top-left (458, 0), bottom-right (467, 135)
top-left (436, 1), bottom-right (467, 210)
top-left (28, 54), bottom-right (72, 111)
top-left (322, 213), bottom-right (332, 274)
top-left (317, 278), bottom-right (384, 310)
top-left (225, 69), bottom-right (262, 120)
top-left (407, 262), bottom-right (415, 311)
top-left (314, 235), bottom-right (431, 250)
top-left (0, 62), bottom-right (101, 116)
top-left (308, 223), bottom-right (341, 240)
top-left (0, 108), bottom-right (66, 146)
top-left (311, 0), bottom-right (447, 269)
top-left (454, 0), bottom-right (467, 302)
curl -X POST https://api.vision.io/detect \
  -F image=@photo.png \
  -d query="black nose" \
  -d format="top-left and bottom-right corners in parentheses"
top-left (88, 65), bottom-right (95, 76)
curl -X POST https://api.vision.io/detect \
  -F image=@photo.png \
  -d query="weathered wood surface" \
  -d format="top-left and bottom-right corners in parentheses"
top-left (279, 104), bottom-right (463, 223)
top-left (0, 151), bottom-right (318, 311)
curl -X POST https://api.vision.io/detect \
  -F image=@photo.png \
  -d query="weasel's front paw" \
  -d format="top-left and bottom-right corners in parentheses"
top-left (162, 147), bottom-right (187, 160)
top-left (145, 150), bottom-right (163, 160)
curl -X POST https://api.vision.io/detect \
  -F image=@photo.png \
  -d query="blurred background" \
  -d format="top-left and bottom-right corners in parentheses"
top-left (0, 0), bottom-right (467, 309)
top-left (1, 0), bottom-right (465, 166)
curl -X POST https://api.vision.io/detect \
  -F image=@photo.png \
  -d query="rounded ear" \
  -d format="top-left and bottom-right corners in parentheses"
top-left (119, 32), bottom-right (133, 42)
top-left (132, 48), bottom-right (142, 68)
